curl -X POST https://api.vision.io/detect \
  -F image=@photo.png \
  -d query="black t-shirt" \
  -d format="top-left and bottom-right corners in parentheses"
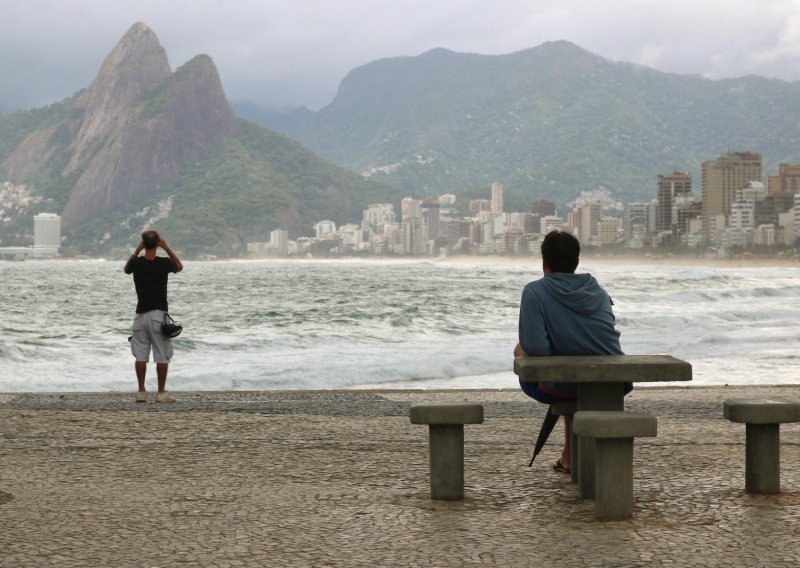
top-left (131, 257), bottom-right (178, 314)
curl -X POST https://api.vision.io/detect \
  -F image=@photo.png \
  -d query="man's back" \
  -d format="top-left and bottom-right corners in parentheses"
top-left (518, 272), bottom-right (622, 357)
top-left (130, 256), bottom-right (177, 314)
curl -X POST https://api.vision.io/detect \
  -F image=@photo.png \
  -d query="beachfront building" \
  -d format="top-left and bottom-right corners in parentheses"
top-left (596, 217), bottom-right (623, 246)
top-left (33, 213), bottom-right (61, 258)
top-left (491, 182), bottom-right (504, 216)
top-left (315, 220), bottom-right (337, 238)
top-left (657, 172), bottom-right (693, 234)
top-left (656, 171), bottom-right (699, 244)
top-left (540, 215), bottom-right (564, 235)
top-left (269, 229), bottom-right (289, 256)
top-left (768, 163), bottom-right (800, 195)
top-left (701, 151), bottom-right (762, 240)
top-left (421, 199), bottom-right (441, 241)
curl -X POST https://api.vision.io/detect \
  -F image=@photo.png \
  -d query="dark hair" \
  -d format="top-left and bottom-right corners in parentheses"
top-left (541, 230), bottom-right (580, 273)
top-left (141, 230), bottom-right (160, 250)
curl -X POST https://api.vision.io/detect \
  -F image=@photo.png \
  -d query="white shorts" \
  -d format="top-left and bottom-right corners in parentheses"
top-left (130, 310), bottom-right (174, 364)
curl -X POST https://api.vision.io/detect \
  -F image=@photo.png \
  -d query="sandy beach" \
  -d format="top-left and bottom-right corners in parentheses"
top-left (1, 386), bottom-right (799, 567)
top-left (432, 253), bottom-right (800, 269)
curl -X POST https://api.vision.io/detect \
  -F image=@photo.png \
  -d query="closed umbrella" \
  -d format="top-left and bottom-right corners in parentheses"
top-left (528, 405), bottom-right (559, 467)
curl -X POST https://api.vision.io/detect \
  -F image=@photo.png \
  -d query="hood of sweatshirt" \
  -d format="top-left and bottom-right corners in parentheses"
top-left (537, 272), bottom-right (610, 316)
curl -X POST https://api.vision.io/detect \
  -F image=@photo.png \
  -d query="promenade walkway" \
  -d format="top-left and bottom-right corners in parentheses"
top-left (1, 386), bottom-right (799, 567)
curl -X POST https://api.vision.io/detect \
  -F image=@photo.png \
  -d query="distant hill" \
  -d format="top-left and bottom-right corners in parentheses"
top-left (0, 23), bottom-right (393, 256)
top-left (252, 41), bottom-right (800, 204)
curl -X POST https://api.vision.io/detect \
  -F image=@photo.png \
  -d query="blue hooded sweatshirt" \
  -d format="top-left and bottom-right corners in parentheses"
top-left (518, 272), bottom-right (624, 398)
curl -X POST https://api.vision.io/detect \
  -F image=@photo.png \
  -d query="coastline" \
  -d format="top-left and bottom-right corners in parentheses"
top-left (10, 254), bottom-right (800, 269)
top-left (1, 386), bottom-right (798, 567)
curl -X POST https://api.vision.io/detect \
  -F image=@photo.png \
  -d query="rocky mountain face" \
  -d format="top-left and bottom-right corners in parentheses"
top-left (258, 41), bottom-right (800, 204)
top-left (3, 23), bottom-right (241, 227)
top-left (1, 23), bottom-right (391, 255)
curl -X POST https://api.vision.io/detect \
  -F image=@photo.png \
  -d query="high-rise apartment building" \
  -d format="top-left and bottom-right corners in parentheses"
top-left (401, 197), bottom-right (421, 221)
top-left (701, 152), bottom-right (762, 236)
top-left (33, 213), bottom-right (61, 257)
top-left (624, 201), bottom-right (658, 244)
top-left (540, 216), bottom-right (564, 235)
top-left (314, 220), bottom-right (336, 238)
top-left (768, 164), bottom-right (800, 195)
top-left (532, 200), bottom-right (557, 217)
top-left (421, 199), bottom-right (441, 241)
top-left (656, 172), bottom-right (693, 234)
top-left (362, 203), bottom-right (396, 230)
top-left (491, 182), bottom-right (504, 216)
top-left (569, 200), bottom-right (601, 242)
top-left (269, 229), bottom-right (289, 255)
top-left (401, 218), bottom-right (423, 254)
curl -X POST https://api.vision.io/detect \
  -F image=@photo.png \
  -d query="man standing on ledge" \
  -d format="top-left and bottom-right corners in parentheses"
top-left (513, 230), bottom-right (625, 474)
top-left (124, 230), bottom-right (183, 403)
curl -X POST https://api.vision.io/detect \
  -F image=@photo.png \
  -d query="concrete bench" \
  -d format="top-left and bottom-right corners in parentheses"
top-left (550, 400), bottom-right (578, 484)
top-left (723, 398), bottom-right (800, 494)
top-left (573, 411), bottom-right (657, 521)
top-left (410, 402), bottom-right (484, 500)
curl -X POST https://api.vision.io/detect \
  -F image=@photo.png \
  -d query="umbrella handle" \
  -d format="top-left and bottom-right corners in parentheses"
top-left (528, 453), bottom-right (535, 467)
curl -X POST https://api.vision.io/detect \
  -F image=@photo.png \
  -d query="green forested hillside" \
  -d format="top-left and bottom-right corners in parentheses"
top-left (0, 23), bottom-right (397, 257)
top-left (259, 41), bottom-right (800, 204)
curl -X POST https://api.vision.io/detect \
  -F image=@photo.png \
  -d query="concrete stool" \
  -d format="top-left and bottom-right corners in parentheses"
top-left (551, 400), bottom-right (578, 484)
top-left (573, 411), bottom-right (657, 521)
top-left (723, 398), bottom-right (800, 494)
top-left (410, 402), bottom-right (484, 500)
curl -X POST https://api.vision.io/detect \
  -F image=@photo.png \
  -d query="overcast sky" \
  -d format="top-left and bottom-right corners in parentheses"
top-left (3, 0), bottom-right (800, 112)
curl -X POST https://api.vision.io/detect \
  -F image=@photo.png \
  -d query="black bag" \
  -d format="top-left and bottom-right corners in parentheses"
top-left (161, 313), bottom-right (183, 338)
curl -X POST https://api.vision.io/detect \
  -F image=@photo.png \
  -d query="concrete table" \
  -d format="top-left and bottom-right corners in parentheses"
top-left (514, 354), bottom-right (692, 499)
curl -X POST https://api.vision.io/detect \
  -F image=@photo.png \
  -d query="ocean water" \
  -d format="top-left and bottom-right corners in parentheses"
top-left (1, 258), bottom-right (799, 392)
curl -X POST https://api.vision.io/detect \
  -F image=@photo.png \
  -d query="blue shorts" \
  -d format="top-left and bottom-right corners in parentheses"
top-left (519, 379), bottom-right (633, 404)
top-left (519, 380), bottom-right (576, 404)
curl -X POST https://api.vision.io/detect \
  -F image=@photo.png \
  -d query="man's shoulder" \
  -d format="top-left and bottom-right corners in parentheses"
top-left (154, 256), bottom-right (178, 270)
top-left (522, 278), bottom-right (547, 295)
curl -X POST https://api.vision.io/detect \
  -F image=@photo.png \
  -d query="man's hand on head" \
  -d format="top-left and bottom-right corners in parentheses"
top-left (159, 238), bottom-right (168, 250)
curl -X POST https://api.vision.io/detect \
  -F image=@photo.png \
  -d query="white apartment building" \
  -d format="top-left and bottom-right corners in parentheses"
top-left (269, 229), bottom-right (289, 255)
top-left (491, 182), bottom-right (504, 216)
top-left (596, 217), bottom-right (622, 246)
top-left (540, 215), bottom-right (564, 235)
top-left (362, 203), bottom-right (396, 230)
top-left (754, 224), bottom-right (776, 246)
top-left (33, 213), bottom-right (61, 257)
top-left (729, 201), bottom-right (755, 230)
top-left (339, 224), bottom-right (364, 251)
top-left (401, 197), bottom-right (422, 221)
top-left (738, 181), bottom-right (766, 202)
top-left (314, 220), bottom-right (337, 238)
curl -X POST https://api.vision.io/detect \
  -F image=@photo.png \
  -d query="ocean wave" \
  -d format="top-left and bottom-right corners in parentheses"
top-left (3, 260), bottom-right (800, 390)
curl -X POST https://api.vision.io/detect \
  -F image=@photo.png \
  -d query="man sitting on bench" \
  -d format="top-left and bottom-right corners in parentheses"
top-left (513, 230), bottom-right (627, 474)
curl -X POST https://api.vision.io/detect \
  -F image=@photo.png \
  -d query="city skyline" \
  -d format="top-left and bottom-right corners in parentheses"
top-left (246, 151), bottom-right (800, 259)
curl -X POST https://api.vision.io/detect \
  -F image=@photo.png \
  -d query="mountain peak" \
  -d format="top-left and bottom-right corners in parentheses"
top-left (64, 22), bottom-right (172, 175)
top-left (55, 24), bottom-right (238, 226)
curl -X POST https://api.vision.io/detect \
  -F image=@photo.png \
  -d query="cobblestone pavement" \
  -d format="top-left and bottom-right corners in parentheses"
top-left (1, 386), bottom-right (799, 567)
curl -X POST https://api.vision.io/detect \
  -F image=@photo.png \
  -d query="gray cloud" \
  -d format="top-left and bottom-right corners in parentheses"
top-left (2, 0), bottom-right (800, 113)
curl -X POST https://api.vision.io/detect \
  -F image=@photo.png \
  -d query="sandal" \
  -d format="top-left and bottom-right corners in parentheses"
top-left (552, 459), bottom-right (571, 474)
